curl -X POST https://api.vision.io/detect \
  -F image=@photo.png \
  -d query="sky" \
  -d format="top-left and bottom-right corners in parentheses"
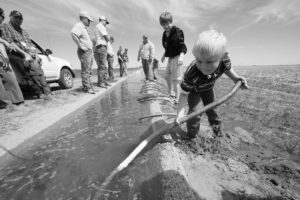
top-left (1, 0), bottom-right (300, 69)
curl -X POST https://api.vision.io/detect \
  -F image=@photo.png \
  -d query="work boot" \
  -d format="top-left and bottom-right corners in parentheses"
top-left (98, 83), bottom-right (107, 89)
top-left (84, 89), bottom-right (96, 94)
top-left (91, 87), bottom-right (99, 92)
top-left (104, 81), bottom-right (111, 86)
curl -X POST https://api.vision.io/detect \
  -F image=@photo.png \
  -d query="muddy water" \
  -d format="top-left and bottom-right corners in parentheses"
top-left (0, 71), bottom-right (151, 200)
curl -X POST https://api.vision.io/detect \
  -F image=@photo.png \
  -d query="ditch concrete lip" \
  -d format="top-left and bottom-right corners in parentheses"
top-left (0, 71), bottom-right (139, 158)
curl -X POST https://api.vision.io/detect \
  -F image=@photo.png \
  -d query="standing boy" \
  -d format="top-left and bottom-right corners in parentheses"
top-left (175, 29), bottom-right (248, 140)
top-left (159, 12), bottom-right (187, 103)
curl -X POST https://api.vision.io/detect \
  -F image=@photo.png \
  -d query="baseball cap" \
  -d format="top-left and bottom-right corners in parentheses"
top-left (99, 16), bottom-right (109, 24)
top-left (79, 11), bottom-right (93, 22)
top-left (10, 10), bottom-right (23, 18)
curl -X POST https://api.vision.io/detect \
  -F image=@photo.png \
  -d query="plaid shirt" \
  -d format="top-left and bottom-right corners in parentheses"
top-left (181, 53), bottom-right (231, 93)
top-left (122, 51), bottom-right (129, 62)
top-left (0, 22), bottom-right (33, 52)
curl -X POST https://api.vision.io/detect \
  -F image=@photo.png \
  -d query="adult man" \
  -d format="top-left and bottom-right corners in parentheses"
top-left (94, 15), bottom-right (111, 88)
top-left (0, 7), bottom-right (25, 107)
top-left (107, 36), bottom-right (114, 81)
top-left (137, 35), bottom-right (154, 82)
top-left (117, 46), bottom-right (125, 77)
top-left (71, 11), bottom-right (96, 94)
top-left (0, 10), bottom-right (51, 98)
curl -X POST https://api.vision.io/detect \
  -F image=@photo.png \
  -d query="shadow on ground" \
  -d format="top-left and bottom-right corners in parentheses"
top-left (138, 170), bottom-right (205, 200)
top-left (221, 190), bottom-right (286, 200)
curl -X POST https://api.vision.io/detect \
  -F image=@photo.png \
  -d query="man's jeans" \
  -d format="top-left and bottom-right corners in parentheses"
top-left (118, 60), bottom-right (124, 77)
top-left (107, 54), bottom-right (114, 79)
top-left (142, 59), bottom-right (153, 80)
top-left (94, 45), bottom-right (107, 84)
top-left (77, 48), bottom-right (93, 90)
top-left (8, 53), bottom-right (51, 96)
top-left (187, 88), bottom-right (222, 138)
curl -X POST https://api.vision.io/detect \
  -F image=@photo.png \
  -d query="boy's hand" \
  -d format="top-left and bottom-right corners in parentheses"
top-left (161, 55), bottom-right (165, 63)
top-left (24, 53), bottom-right (33, 62)
top-left (178, 53), bottom-right (184, 65)
top-left (174, 117), bottom-right (180, 125)
top-left (2, 55), bottom-right (10, 65)
top-left (237, 76), bottom-right (248, 89)
top-left (7, 43), bottom-right (17, 52)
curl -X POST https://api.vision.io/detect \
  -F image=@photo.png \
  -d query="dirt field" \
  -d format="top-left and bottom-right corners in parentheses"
top-left (0, 78), bottom-right (86, 137)
top-left (171, 65), bottom-right (300, 199)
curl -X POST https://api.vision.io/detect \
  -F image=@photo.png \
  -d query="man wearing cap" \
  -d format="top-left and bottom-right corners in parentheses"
top-left (0, 10), bottom-right (51, 98)
top-left (71, 11), bottom-right (96, 94)
top-left (94, 15), bottom-right (111, 88)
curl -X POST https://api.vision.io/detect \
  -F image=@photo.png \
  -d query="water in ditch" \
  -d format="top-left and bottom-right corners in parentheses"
top-left (0, 70), bottom-right (155, 200)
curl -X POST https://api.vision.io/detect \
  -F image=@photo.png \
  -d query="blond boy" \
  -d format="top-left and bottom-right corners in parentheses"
top-left (175, 29), bottom-right (248, 139)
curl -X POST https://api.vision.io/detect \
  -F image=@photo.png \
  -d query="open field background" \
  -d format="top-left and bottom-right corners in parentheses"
top-left (177, 65), bottom-right (300, 199)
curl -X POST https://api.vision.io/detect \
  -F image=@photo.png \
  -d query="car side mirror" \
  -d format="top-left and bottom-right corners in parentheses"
top-left (45, 49), bottom-right (53, 56)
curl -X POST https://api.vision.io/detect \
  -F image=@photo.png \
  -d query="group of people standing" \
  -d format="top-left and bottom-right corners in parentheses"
top-left (71, 11), bottom-right (129, 94)
top-left (0, 8), bottom-right (51, 109)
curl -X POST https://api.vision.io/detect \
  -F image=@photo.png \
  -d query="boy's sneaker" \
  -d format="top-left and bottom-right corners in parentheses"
top-left (180, 131), bottom-right (196, 140)
top-left (211, 124), bottom-right (224, 138)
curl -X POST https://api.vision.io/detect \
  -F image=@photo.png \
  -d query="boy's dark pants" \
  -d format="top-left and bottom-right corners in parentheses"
top-left (187, 88), bottom-right (222, 138)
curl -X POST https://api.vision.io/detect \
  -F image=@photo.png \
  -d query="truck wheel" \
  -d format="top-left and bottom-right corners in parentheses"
top-left (59, 68), bottom-right (73, 89)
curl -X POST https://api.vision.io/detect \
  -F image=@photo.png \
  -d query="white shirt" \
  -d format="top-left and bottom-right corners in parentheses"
top-left (107, 41), bottom-right (114, 56)
top-left (138, 41), bottom-right (154, 60)
top-left (70, 22), bottom-right (93, 50)
top-left (94, 23), bottom-right (108, 47)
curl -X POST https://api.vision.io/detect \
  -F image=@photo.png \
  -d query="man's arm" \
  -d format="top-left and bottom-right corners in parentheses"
top-left (0, 36), bottom-right (31, 60)
top-left (71, 33), bottom-right (87, 51)
top-left (137, 45), bottom-right (142, 61)
top-left (149, 43), bottom-right (154, 61)
top-left (96, 25), bottom-right (110, 43)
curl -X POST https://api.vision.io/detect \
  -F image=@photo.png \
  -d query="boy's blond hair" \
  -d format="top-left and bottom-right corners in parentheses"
top-left (192, 29), bottom-right (227, 58)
